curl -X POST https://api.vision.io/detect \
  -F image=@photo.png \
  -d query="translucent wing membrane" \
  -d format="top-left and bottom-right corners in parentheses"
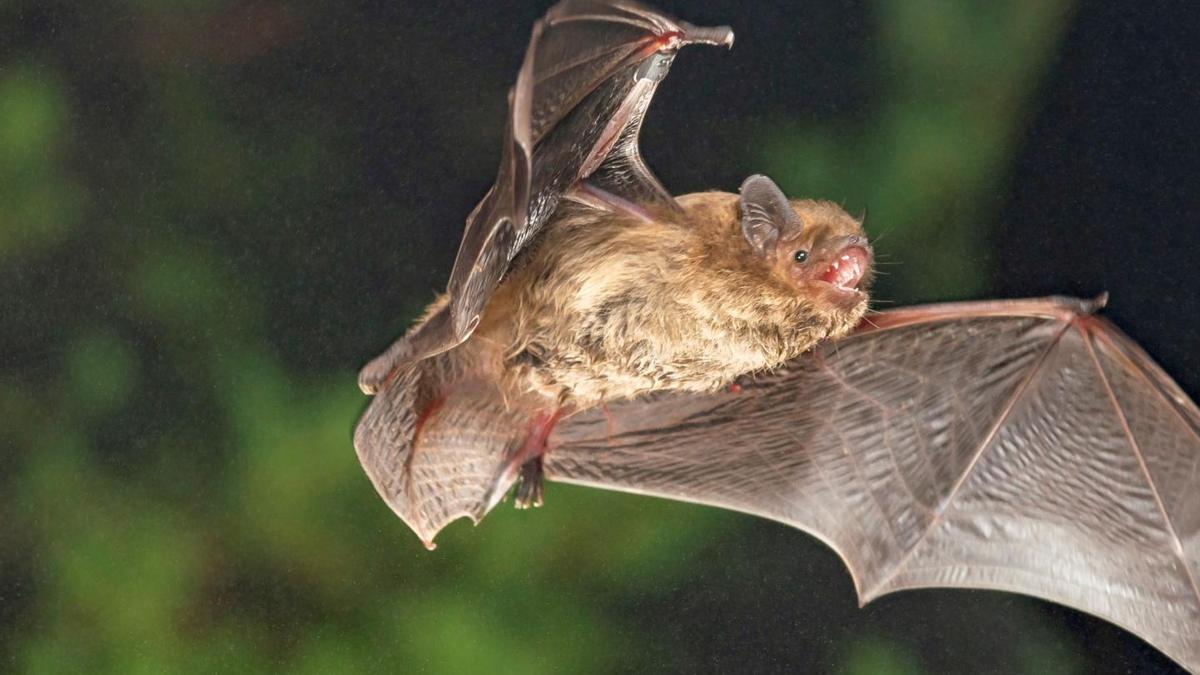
top-left (548, 296), bottom-right (1200, 672)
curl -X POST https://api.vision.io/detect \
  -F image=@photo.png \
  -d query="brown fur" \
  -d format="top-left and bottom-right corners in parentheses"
top-left (417, 191), bottom-right (870, 411)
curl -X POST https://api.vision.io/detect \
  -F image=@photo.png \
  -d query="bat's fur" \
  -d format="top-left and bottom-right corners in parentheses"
top-left (413, 192), bottom-right (870, 411)
top-left (373, 190), bottom-right (872, 530)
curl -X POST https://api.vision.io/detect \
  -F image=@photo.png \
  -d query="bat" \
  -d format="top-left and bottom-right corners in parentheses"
top-left (353, 1), bottom-right (1200, 671)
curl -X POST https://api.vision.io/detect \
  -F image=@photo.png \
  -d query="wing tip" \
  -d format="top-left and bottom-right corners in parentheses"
top-left (682, 24), bottom-right (735, 49)
top-left (1057, 291), bottom-right (1108, 316)
top-left (1028, 293), bottom-right (1110, 320)
top-left (1058, 292), bottom-right (1109, 333)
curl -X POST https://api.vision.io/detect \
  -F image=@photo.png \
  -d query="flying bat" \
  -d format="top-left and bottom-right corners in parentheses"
top-left (353, 1), bottom-right (1200, 671)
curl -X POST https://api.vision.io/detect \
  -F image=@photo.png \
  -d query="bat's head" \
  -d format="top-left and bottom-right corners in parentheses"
top-left (739, 175), bottom-right (873, 314)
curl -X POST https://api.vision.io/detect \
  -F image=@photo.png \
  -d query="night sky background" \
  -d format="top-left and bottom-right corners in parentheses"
top-left (2, 0), bottom-right (1197, 672)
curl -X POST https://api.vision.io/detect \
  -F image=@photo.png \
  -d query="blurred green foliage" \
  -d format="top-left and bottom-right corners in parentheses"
top-left (0, 65), bottom-right (85, 258)
top-left (764, 0), bottom-right (1074, 302)
top-left (0, 1), bottom-right (1099, 673)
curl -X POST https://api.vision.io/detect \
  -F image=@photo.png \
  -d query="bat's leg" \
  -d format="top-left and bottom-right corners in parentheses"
top-left (600, 403), bottom-right (615, 440)
top-left (514, 456), bottom-right (544, 509)
top-left (513, 408), bottom-right (564, 509)
top-left (727, 374), bottom-right (751, 394)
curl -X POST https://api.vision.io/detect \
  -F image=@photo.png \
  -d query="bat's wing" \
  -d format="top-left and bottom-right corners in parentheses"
top-left (548, 295), bottom-right (1200, 672)
top-left (354, 359), bottom-right (531, 549)
top-left (358, 1), bottom-right (733, 394)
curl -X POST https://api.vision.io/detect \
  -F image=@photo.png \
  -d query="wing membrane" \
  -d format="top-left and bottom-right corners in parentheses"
top-left (547, 296), bottom-right (1200, 672)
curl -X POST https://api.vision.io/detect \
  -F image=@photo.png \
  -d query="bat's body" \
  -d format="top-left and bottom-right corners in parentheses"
top-left (354, 1), bottom-right (1200, 670)
top-left (423, 192), bottom-right (869, 409)
top-left (396, 188), bottom-right (870, 508)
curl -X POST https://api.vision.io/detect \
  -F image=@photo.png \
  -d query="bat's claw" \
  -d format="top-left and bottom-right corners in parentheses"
top-left (511, 408), bottom-right (564, 509)
top-left (514, 456), bottom-right (544, 509)
top-left (357, 337), bottom-right (415, 394)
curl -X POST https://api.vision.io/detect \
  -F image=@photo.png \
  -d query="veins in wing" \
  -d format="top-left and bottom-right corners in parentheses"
top-left (1084, 326), bottom-right (1200, 610)
top-left (551, 13), bottom-right (659, 33)
top-left (808, 354), bottom-right (916, 545)
top-left (842, 350), bottom-right (948, 471)
top-left (865, 317), bottom-right (1075, 597)
top-left (734, 435), bottom-right (806, 517)
top-left (548, 3), bottom-right (674, 34)
top-left (779, 424), bottom-right (866, 568)
top-left (532, 40), bottom-right (640, 87)
top-left (814, 349), bottom-right (937, 521)
top-left (1093, 328), bottom-right (1200, 452)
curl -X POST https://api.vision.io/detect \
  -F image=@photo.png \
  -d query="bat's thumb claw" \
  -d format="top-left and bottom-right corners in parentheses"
top-left (681, 23), bottom-right (735, 49)
top-left (359, 338), bottom-right (417, 395)
top-left (357, 364), bottom-right (386, 395)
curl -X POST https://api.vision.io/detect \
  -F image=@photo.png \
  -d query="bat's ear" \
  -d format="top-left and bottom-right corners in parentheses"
top-left (739, 175), bottom-right (802, 258)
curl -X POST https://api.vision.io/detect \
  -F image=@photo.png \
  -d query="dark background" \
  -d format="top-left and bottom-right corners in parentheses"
top-left (1, 0), bottom-right (1196, 672)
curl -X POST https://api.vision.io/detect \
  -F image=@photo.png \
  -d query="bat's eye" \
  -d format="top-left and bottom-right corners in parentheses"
top-left (793, 250), bottom-right (809, 264)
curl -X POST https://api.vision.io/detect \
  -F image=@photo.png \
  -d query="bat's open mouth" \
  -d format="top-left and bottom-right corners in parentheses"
top-left (818, 246), bottom-right (869, 292)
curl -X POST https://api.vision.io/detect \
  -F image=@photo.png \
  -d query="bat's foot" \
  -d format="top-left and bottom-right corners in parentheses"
top-left (510, 408), bottom-right (564, 509)
top-left (514, 456), bottom-right (544, 509)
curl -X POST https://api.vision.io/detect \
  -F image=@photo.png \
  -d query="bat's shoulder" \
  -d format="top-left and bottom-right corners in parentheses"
top-left (676, 191), bottom-right (739, 221)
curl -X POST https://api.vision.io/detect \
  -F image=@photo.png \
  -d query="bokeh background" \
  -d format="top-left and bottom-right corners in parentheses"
top-left (3, 0), bottom-right (1197, 672)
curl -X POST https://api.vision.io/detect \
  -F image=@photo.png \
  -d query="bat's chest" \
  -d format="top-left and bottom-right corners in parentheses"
top-left (512, 342), bottom-right (747, 407)
top-left (508, 299), bottom-right (804, 406)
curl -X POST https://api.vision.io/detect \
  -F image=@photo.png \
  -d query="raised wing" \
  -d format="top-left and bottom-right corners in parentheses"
top-left (358, 1), bottom-right (733, 394)
top-left (547, 296), bottom-right (1200, 672)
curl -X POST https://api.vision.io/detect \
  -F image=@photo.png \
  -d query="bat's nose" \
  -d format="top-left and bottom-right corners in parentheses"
top-left (818, 235), bottom-right (873, 272)
top-left (824, 234), bottom-right (869, 254)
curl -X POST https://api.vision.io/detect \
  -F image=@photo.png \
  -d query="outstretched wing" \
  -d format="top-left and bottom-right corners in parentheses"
top-left (547, 296), bottom-right (1200, 672)
top-left (359, 1), bottom-right (733, 394)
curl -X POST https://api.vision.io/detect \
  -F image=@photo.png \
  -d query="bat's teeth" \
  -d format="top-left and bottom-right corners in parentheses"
top-left (827, 257), bottom-right (862, 290)
top-left (819, 248), bottom-right (868, 290)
